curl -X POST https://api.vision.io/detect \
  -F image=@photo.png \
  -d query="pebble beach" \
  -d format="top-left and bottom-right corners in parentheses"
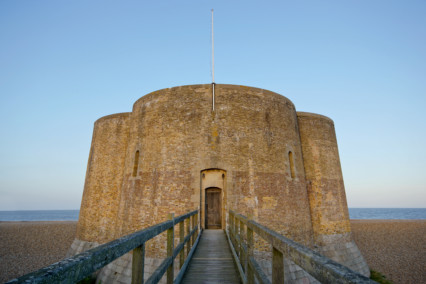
top-left (0, 220), bottom-right (425, 283)
top-left (351, 220), bottom-right (425, 283)
top-left (0, 221), bottom-right (77, 283)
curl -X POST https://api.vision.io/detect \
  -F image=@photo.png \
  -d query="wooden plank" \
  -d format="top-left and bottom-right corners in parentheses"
top-left (181, 230), bottom-right (241, 283)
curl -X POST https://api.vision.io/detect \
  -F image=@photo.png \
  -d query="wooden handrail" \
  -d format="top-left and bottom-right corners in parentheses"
top-left (7, 210), bottom-right (200, 284)
top-left (227, 210), bottom-right (376, 284)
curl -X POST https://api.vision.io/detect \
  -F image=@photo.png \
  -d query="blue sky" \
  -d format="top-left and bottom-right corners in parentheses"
top-left (0, 0), bottom-right (425, 210)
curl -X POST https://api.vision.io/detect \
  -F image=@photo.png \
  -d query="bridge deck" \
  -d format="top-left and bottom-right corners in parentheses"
top-left (181, 229), bottom-right (241, 283)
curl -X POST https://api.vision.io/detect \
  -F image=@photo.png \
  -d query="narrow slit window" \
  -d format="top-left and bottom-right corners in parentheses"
top-left (132, 150), bottom-right (140, 177)
top-left (289, 151), bottom-right (295, 179)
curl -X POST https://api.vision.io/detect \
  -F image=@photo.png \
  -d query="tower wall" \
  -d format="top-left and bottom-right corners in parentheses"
top-left (71, 113), bottom-right (131, 255)
top-left (113, 84), bottom-right (313, 245)
top-left (95, 85), bottom-right (316, 283)
top-left (70, 85), bottom-right (369, 283)
top-left (297, 112), bottom-right (370, 276)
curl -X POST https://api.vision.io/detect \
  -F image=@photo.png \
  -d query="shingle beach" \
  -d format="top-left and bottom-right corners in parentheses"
top-left (0, 220), bottom-right (425, 283)
top-left (351, 220), bottom-right (425, 283)
top-left (0, 221), bottom-right (77, 283)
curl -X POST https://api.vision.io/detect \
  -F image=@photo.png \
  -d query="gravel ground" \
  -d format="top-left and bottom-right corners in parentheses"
top-left (0, 220), bottom-right (425, 283)
top-left (0, 221), bottom-right (77, 283)
top-left (351, 220), bottom-right (426, 284)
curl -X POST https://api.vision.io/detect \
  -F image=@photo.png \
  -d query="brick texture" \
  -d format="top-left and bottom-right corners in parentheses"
top-left (69, 84), bottom-right (369, 283)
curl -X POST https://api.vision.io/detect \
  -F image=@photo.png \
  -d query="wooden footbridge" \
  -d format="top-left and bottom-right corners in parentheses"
top-left (6, 210), bottom-right (375, 284)
top-left (181, 230), bottom-right (240, 283)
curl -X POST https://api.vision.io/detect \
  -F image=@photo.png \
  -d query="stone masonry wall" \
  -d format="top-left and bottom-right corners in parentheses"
top-left (71, 85), bottom-right (368, 283)
top-left (76, 113), bottom-right (131, 244)
top-left (297, 112), bottom-right (370, 276)
top-left (109, 85), bottom-right (314, 247)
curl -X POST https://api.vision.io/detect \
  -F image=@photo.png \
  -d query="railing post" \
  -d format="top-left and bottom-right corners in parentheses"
top-left (235, 217), bottom-right (240, 257)
top-left (272, 246), bottom-right (284, 284)
top-left (191, 213), bottom-right (196, 246)
top-left (186, 216), bottom-right (191, 256)
top-left (131, 243), bottom-right (145, 284)
top-left (229, 212), bottom-right (233, 238)
top-left (196, 211), bottom-right (199, 237)
top-left (167, 213), bottom-right (174, 284)
top-left (229, 212), bottom-right (234, 242)
top-left (179, 220), bottom-right (184, 268)
top-left (230, 211), bottom-right (234, 234)
top-left (195, 211), bottom-right (199, 234)
top-left (247, 218), bottom-right (254, 284)
top-left (233, 213), bottom-right (237, 236)
top-left (232, 213), bottom-right (236, 246)
top-left (240, 218), bottom-right (246, 272)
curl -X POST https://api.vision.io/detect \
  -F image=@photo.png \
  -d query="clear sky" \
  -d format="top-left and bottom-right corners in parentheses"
top-left (0, 0), bottom-right (425, 210)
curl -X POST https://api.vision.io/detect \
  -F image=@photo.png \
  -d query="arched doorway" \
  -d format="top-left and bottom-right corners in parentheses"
top-left (205, 187), bottom-right (222, 229)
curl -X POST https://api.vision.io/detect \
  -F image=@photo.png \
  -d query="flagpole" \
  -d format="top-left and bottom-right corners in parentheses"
top-left (211, 9), bottom-right (215, 111)
top-left (212, 9), bottom-right (215, 84)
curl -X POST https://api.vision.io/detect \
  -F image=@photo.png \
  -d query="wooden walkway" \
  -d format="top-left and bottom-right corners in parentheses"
top-left (181, 229), bottom-right (241, 283)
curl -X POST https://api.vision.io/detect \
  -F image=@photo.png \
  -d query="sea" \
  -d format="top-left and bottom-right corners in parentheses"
top-left (349, 208), bottom-right (426, 220)
top-left (0, 210), bottom-right (80, 221)
top-left (0, 208), bottom-right (425, 221)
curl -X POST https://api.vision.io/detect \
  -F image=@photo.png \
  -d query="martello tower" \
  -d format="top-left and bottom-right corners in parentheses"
top-left (69, 84), bottom-right (369, 283)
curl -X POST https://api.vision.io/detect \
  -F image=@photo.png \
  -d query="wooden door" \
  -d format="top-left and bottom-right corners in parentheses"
top-left (205, 188), bottom-right (221, 229)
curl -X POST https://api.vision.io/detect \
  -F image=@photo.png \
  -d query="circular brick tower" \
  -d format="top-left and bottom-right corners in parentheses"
top-left (69, 84), bottom-right (369, 283)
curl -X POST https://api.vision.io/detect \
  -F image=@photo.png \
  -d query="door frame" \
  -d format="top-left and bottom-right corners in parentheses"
top-left (200, 169), bottom-right (226, 229)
